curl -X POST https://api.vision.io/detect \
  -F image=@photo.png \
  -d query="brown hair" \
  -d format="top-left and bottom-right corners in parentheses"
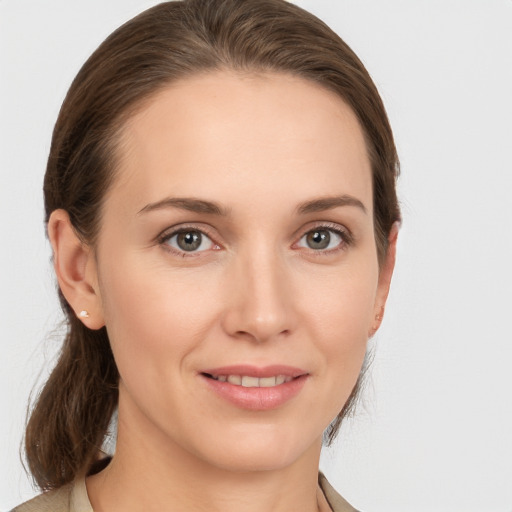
top-left (26, 0), bottom-right (400, 490)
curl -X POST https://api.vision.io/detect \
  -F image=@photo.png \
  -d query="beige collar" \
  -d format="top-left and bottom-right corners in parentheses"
top-left (68, 473), bottom-right (356, 512)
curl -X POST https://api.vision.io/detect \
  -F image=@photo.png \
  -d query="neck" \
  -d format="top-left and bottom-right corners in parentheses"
top-left (87, 404), bottom-right (326, 512)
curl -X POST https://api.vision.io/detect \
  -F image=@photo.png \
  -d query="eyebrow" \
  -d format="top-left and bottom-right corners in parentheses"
top-left (138, 197), bottom-right (229, 216)
top-left (296, 195), bottom-right (367, 215)
top-left (137, 194), bottom-right (367, 217)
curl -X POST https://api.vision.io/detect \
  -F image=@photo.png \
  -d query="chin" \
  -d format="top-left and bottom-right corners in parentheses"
top-left (189, 422), bottom-right (323, 473)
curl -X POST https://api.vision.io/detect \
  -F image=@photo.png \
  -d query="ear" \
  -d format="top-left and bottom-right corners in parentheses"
top-left (48, 209), bottom-right (105, 330)
top-left (369, 222), bottom-right (399, 337)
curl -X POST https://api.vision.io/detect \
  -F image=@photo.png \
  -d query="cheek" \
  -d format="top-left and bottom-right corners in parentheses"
top-left (97, 254), bottom-right (220, 380)
top-left (304, 259), bottom-right (378, 342)
top-left (301, 259), bottom-right (378, 402)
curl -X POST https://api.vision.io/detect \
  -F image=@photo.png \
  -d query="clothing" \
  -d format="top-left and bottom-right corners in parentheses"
top-left (12, 472), bottom-right (359, 512)
top-left (319, 473), bottom-right (360, 512)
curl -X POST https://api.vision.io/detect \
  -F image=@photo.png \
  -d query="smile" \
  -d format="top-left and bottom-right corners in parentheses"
top-left (200, 365), bottom-right (309, 410)
top-left (204, 374), bottom-right (294, 387)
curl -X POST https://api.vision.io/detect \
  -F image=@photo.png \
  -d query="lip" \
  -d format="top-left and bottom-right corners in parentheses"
top-left (201, 364), bottom-right (307, 379)
top-left (199, 365), bottom-right (309, 411)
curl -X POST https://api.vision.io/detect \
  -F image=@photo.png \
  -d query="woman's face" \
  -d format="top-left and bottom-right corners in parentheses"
top-left (90, 72), bottom-right (393, 472)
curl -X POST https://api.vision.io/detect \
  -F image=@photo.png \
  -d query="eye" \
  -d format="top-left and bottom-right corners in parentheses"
top-left (297, 227), bottom-right (346, 251)
top-left (162, 229), bottom-right (216, 254)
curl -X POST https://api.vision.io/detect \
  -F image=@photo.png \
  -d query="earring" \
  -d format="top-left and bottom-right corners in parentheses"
top-left (369, 306), bottom-right (385, 337)
top-left (79, 310), bottom-right (90, 319)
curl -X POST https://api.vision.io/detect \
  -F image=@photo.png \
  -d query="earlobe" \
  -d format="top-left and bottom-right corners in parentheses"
top-left (48, 209), bottom-right (105, 330)
top-left (369, 221), bottom-right (399, 337)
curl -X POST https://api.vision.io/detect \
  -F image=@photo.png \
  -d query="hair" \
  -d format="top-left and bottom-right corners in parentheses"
top-left (25, 0), bottom-right (400, 491)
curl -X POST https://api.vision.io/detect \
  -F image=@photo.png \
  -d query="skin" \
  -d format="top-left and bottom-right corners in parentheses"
top-left (49, 72), bottom-right (397, 512)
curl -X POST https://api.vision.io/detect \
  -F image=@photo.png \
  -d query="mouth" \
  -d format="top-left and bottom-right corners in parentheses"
top-left (199, 365), bottom-right (309, 410)
top-left (202, 373), bottom-right (295, 387)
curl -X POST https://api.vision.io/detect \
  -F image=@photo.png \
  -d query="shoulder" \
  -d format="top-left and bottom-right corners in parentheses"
top-left (319, 472), bottom-right (361, 512)
top-left (10, 483), bottom-right (73, 512)
top-left (12, 475), bottom-right (355, 512)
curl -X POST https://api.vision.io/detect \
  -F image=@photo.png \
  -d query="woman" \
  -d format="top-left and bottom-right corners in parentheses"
top-left (13, 0), bottom-right (400, 510)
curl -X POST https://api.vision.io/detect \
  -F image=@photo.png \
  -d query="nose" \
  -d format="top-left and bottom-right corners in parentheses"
top-left (221, 246), bottom-right (298, 344)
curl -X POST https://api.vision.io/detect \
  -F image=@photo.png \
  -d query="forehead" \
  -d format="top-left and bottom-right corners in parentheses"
top-left (109, 71), bottom-right (372, 215)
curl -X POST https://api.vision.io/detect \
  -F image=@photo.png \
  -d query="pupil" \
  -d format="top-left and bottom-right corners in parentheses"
top-left (307, 230), bottom-right (330, 250)
top-left (177, 231), bottom-right (201, 251)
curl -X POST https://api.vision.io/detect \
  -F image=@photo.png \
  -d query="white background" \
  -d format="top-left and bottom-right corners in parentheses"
top-left (1, 1), bottom-right (511, 510)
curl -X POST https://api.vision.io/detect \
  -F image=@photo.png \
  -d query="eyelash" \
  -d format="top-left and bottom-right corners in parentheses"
top-left (156, 224), bottom-right (220, 258)
top-left (156, 222), bottom-right (353, 257)
top-left (295, 222), bottom-right (354, 256)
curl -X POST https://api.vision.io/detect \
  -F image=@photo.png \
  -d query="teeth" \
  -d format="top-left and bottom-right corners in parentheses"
top-left (227, 375), bottom-right (242, 385)
top-left (241, 376), bottom-right (259, 387)
top-left (259, 376), bottom-right (277, 387)
top-left (212, 374), bottom-right (293, 387)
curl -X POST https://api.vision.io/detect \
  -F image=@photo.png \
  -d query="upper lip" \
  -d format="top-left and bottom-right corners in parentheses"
top-left (200, 365), bottom-right (308, 379)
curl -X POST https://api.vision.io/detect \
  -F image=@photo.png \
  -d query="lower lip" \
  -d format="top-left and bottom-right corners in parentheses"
top-left (201, 374), bottom-right (308, 411)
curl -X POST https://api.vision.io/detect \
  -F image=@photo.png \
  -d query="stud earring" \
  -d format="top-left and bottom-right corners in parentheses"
top-left (79, 310), bottom-right (90, 319)
top-left (369, 306), bottom-right (385, 337)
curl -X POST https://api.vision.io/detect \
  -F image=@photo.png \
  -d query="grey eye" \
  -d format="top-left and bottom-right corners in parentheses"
top-left (298, 229), bottom-right (343, 251)
top-left (306, 230), bottom-right (330, 249)
top-left (177, 231), bottom-right (202, 251)
top-left (166, 230), bottom-right (214, 253)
